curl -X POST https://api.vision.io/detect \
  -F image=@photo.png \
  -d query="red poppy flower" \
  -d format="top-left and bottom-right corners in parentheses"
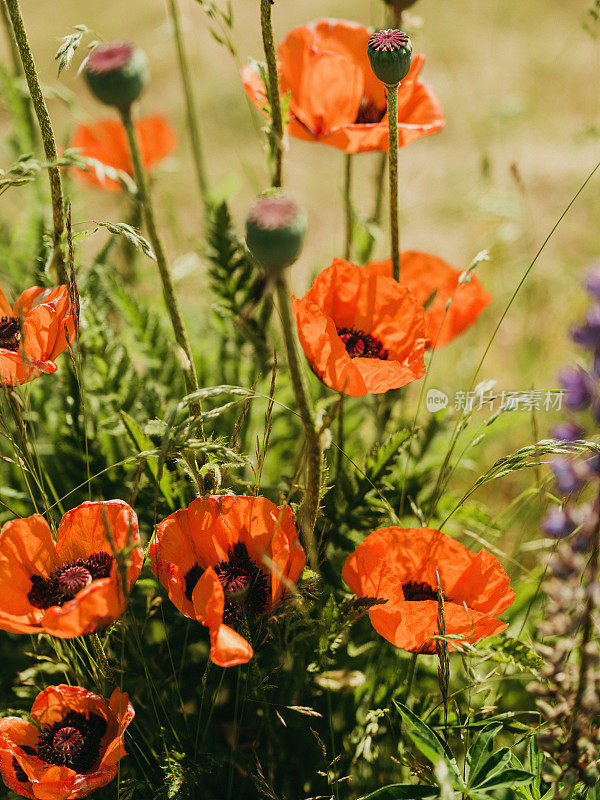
top-left (0, 285), bottom-right (76, 385)
top-left (150, 495), bottom-right (306, 668)
top-left (343, 526), bottom-right (515, 653)
top-left (0, 501), bottom-right (143, 638)
top-left (0, 684), bottom-right (134, 800)
top-left (291, 258), bottom-right (427, 397)
top-left (365, 252), bottom-right (492, 347)
top-left (241, 18), bottom-right (444, 154)
top-left (70, 116), bottom-right (177, 191)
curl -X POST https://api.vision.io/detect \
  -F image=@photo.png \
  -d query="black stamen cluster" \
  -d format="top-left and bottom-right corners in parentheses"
top-left (27, 552), bottom-right (113, 610)
top-left (184, 542), bottom-right (270, 628)
top-left (337, 327), bottom-right (389, 360)
top-left (0, 316), bottom-right (20, 352)
top-left (402, 580), bottom-right (446, 602)
top-left (36, 711), bottom-right (107, 773)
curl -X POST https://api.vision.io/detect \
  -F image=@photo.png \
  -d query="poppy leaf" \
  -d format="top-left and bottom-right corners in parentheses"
top-left (393, 702), bottom-right (461, 780)
top-left (465, 722), bottom-right (503, 786)
top-left (359, 786), bottom-right (440, 799)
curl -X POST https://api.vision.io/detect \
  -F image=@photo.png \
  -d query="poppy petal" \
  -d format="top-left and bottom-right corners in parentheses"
top-left (0, 515), bottom-right (58, 627)
top-left (56, 501), bottom-right (142, 591)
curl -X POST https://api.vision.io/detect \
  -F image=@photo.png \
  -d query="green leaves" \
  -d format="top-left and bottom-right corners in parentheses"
top-left (394, 702), bottom-right (461, 781)
top-left (361, 787), bottom-right (440, 799)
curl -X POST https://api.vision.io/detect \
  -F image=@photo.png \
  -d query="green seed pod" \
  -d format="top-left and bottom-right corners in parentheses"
top-left (84, 41), bottom-right (149, 110)
top-left (246, 194), bottom-right (307, 272)
top-left (367, 29), bottom-right (412, 86)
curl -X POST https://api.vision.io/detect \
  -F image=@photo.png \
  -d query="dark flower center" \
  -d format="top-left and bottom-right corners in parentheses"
top-left (369, 29), bottom-right (411, 53)
top-left (403, 581), bottom-right (451, 602)
top-left (184, 542), bottom-right (270, 627)
top-left (337, 327), bottom-right (388, 359)
top-left (355, 98), bottom-right (386, 125)
top-left (0, 316), bottom-right (20, 352)
top-left (36, 711), bottom-right (107, 773)
top-left (28, 552), bottom-right (113, 610)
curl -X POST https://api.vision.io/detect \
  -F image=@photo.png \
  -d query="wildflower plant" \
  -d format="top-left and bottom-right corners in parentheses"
top-left (0, 0), bottom-right (596, 799)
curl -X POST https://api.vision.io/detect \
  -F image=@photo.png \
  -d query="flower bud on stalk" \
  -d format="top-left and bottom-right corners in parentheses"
top-left (84, 41), bottom-right (149, 110)
top-left (367, 29), bottom-right (412, 87)
top-left (367, 30), bottom-right (412, 283)
top-left (245, 194), bottom-right (307, 272)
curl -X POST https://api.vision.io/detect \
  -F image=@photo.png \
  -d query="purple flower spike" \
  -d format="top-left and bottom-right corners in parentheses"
top-left (572, 305), bottom-right (600, 350)
top-left (585, 263), bottom-right (600, 301)
top-left (550, 458), bottom-right (583, 495)
top-left (552, 421), bottom-right (585, 442)
top-left (559, 366), bottom-right (593, 411)
top-left (542, 508), bottom-right (575, 539)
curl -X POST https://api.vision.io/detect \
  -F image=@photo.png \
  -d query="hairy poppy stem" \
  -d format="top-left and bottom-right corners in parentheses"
top-left (274, 276), bottom-right (321, 570)
top-left (167, 0), bottom-right (210, 217)
top-left (120, 107), bottom-right (204, 428)
top-left (386, 82), bottom-right (401, 281)
top-left (4, 0), bottom-right (67, 284)
top-left (260, 0), bottom-right (284, 188)
top-left (344, 154), bottom-right (353, 260)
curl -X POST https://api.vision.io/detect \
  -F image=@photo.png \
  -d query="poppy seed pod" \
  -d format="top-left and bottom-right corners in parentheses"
top-left (368, 29), bottom-right (412, 86)
top-left (246, 194), bottom-right (307, 272)
top-left (84, 41), bottom-right (149, 110)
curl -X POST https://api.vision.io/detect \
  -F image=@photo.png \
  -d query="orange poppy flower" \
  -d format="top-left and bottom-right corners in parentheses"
top-left (365, 252), bottom-right (492, 347)
top-left (241, 18), bottom-right (444, 154)
top-left (0, 501), bottom-right (143, 638)
top-left (291, 258), bottom-right (427, 397)
top-left (343, 526), bottom-right (515, 653)
top-left (0, 684), bottom-right (134, 800)
top-left (0, 285), bottom-right (76, 385)
top-left (70, 116), bottom-right (177, 191)
top-left (150, 495), bottom-right (306, 668)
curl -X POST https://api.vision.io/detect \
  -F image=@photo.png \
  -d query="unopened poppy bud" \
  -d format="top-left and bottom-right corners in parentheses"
top-left (84, 41), bottom-right (149, 110)
top-left (245, 193), bottom-right (307, 272)
top-left (367, 29), bottom-right (412, 86)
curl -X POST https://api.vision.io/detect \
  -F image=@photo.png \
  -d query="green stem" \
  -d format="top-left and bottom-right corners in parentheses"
top-left (401, 652), bottom-right (418, 704)
top-left (120, 107), bottom-right (203, 426)
top-left (260, 0), bottom-right (284, 188)
top-left (167, 0), bottom-right (210, 216)
top-left (275, 276), bottom-right (321, 569)
top-left (336, 393), bottom-right (344, 480)
top-left (386, 82), bottom-right (401, 281)
top-left (4, 0), bottom-right (66, 283)
top-left (344, 154), bottom-right (353, 260)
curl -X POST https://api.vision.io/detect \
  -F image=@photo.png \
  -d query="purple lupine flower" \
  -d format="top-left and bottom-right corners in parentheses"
top-left (559, 366), bottom-right (593, 411)
top-left (552, 421), bottom-right (585, 442)
top-left (542, 508), bottom-right (576, 539)
top-left (550, 458), bottom-right (584, 495)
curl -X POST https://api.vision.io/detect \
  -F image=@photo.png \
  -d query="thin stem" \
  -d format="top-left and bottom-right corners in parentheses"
top-left (120, 107), bottom-right (203, 427)
top-left (4, 0), bottom-right (66, 283)
top-left (344, 154), bottom-right (353, 260)
top-left (260, 0), bottom-right (284, 188)
top-left (400, 652), bottom-right (418, 703)
top-left (167, 0), bottom-right (210, 216)
top-left (386, 82), bottom-right (401, 281)
top-left (336, 393), bottom-right (345, 480)
top-left (275, 276), bottom-right (321, 569)
top-left (568, 510), bottom-right (600, 765)
top-left (90, 632), bottom-right (116, 689)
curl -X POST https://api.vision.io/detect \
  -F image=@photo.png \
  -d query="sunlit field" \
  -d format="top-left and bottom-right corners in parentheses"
top-left (0, 0), bottom-right (599, 798)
